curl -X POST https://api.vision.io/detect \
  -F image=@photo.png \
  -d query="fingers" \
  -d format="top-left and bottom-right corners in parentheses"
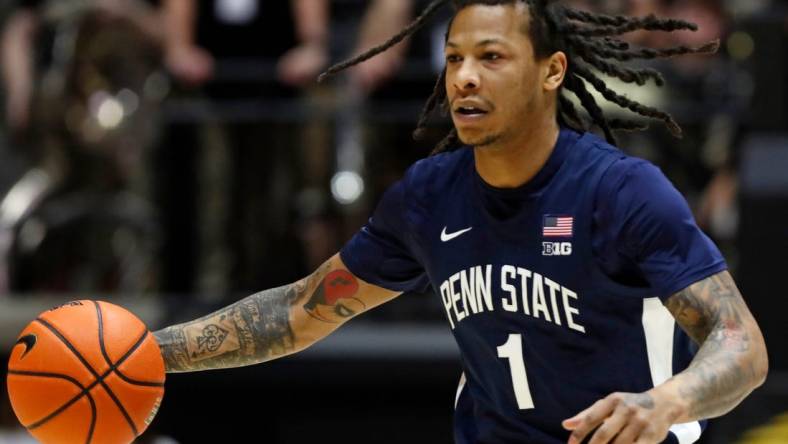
top-left (610, 417), bottom-right (648, 444)
top-left (565, 392), bottom-right (670, 444)
top-left (563, 396), bottom-right (617, 444)
top-left (631, 428), bottom-right (665, 444)
top-left (587, 404), bottom-right (633, 444)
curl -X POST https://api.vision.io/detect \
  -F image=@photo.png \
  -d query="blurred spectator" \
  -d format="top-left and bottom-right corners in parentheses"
top-left (628, 0), bottom-right (726, 75)
top-left (349, 0), bottom-right (415, 94)
top-left (348, 0), bottom-right (453, 95)
top-left (1, 3), bottom-right (37, 133)
top-left (162, 0), bottom-right (328, 89)
top-left (1, 0), bottom-right (162, 137)
top-left (622, 0), bottom-right (745, 248)
top-left (0, 0), bottom-right (166, 295)
top-left (157, 0), bottom-right (331, 298)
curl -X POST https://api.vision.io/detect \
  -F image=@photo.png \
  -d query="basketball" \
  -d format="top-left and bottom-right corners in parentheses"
top-left (6, 300), bottom-right (165, 444)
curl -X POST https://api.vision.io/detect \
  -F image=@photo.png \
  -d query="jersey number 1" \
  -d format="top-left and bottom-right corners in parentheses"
top-left (496, 333), bottom-right (535, 410)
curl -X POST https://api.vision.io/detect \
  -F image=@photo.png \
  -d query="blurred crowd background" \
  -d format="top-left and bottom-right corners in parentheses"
top-left (0, 0), bottom-right (786, 443)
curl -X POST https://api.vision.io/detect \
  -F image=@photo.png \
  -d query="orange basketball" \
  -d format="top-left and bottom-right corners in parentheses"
top-left (6, 300), bottom-right (165, 444)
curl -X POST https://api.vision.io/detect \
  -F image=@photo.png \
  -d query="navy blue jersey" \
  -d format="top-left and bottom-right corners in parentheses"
top-left (341, 128), bottom-right (726, 444)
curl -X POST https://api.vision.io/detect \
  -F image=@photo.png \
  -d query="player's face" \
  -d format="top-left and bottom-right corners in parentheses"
top-left (445, 3), bottom-right (552, 148)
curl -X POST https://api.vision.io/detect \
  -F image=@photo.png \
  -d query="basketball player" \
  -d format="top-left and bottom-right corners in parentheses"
top-left (153, 1), bottom-right (769, 443)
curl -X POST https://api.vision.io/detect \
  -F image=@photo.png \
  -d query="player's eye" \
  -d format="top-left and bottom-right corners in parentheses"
top-left (446, 54), bottom-right (462, 63)
top-left (483, 52), bottom-right (502, 61)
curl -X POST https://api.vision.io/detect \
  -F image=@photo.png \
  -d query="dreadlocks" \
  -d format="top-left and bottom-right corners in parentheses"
top-left (321, 0), bottom-right (719, 155)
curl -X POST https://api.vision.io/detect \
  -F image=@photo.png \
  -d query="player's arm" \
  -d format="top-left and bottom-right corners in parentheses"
top-left (563, 161), bottom-right (768, 443)
top-left (153, 253), bottom-right (400, 373)
top-left (563, 271), bottom-right (768, 444)
top-left (658, 270), bottom-right (768, 420)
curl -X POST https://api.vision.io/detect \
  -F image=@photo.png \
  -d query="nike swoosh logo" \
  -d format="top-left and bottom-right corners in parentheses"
top-left (15, 334), bottom-right (37, 359)
top-left (441, 226), bottom-right (473, 242)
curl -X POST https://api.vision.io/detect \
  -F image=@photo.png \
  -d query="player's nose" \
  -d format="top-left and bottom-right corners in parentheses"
top-left (453, 60), bottom-right (481, 94)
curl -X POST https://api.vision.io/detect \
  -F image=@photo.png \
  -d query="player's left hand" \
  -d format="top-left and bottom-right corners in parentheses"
top-left (562, 391), bottom-right (681, 444)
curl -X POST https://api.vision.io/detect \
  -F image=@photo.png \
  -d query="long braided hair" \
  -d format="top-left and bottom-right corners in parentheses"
top-left (320, 0), bottom-right (719, 155)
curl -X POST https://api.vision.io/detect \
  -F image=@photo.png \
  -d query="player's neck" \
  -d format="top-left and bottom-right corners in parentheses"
top-left (473, 118), bottom-right (560, 189)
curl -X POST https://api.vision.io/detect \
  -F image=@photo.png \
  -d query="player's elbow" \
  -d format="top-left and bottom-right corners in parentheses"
top-left (751, 337), bottom-right (769, 389)
top-left (739, 321), bottom-right (769, 392)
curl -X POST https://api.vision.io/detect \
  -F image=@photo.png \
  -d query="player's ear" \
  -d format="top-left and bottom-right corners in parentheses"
top-left (543, 51), bottom-right (567, 92)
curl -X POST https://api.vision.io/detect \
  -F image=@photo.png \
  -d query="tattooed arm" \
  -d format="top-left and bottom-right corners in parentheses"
top-left (658, 270), bottom-right (768, 421)
top-left (153, 254), bottom-right (400, 372)
top-left (563, 271), bottom-right (768, 444)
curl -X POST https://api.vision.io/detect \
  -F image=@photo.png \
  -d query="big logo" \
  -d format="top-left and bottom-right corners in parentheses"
top-left (542, 242), bottom-right (572, 256)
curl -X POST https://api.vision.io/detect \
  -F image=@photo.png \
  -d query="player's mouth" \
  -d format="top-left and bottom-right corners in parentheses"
top-left (452, 99), bottom-right (492, 123)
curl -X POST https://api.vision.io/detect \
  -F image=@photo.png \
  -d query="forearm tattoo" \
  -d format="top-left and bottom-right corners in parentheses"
top-left (154, 283), bottom-right (306, 372)
top-left (154, 262), bottom-right (364, 372)
top-left (665, 271), bottom-right (762, 419)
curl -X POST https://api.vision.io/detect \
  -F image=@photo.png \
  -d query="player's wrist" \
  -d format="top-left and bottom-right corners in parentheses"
top-left (647, 384), bottom-right (689, 424)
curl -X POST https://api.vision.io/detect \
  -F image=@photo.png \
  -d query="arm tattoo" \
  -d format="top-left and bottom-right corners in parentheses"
top-left (302, 269), bottom-right (365, 323)
top-left (665, 271), bottom-right (764, 419)
top-left (153, 262), bottom-right (365, 373)
top-left (154, 282), bottom-right (307, 372)
top-left (622, 392), bottom-right (655, 410)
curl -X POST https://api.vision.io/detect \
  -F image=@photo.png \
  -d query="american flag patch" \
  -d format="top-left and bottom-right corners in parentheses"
top-left (543, 215), bottom-right (573, 237)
